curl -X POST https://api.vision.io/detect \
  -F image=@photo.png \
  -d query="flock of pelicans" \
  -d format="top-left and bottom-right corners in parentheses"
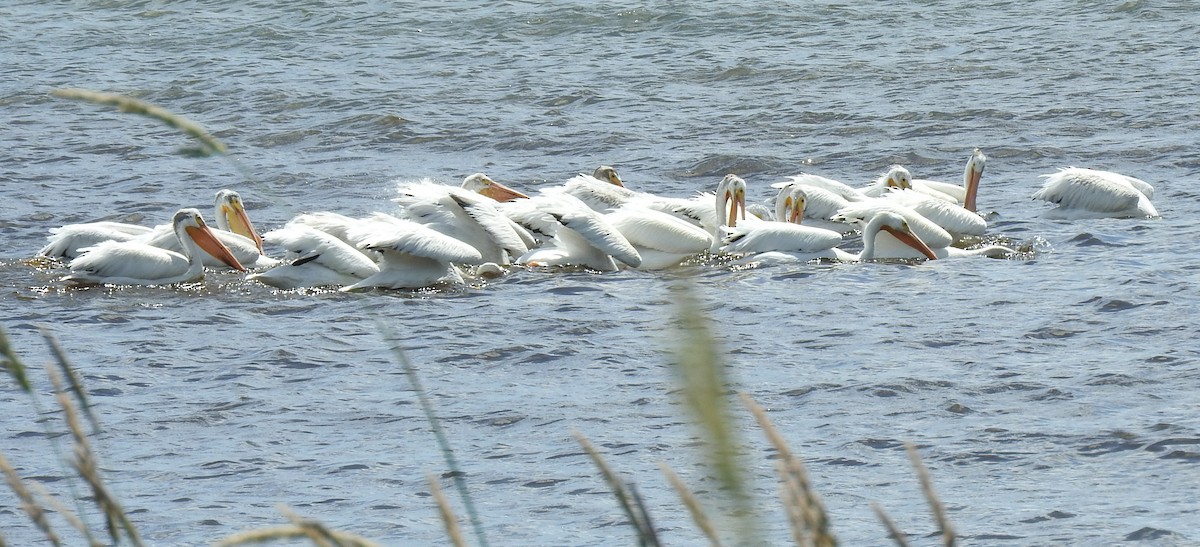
top-left (36, 148), bottom-right (1161, 290)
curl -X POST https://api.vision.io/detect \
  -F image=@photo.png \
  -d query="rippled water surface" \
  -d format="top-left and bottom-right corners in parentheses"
top-left (3, 1), bottom-right (1200, 545)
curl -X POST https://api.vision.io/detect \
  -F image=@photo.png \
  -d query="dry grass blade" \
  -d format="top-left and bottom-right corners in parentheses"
top-left (46, 365), bottom-right (143, 547)
top-left (38, 326), bottom-right (101, 434)
top-left (372, 320), bottom-right (490, 547)
top-left (427, 473), bottom-right (467, 547)
top-left (739, 393), bottom-right (835, 547)
top-left (775, 459), bottom-right (809, 546)
top-left (871, 502), bottom-right (911, 547)
top-left (50, 88), bottom-right (227, 156)
top-left (658, 461), bottom-right (722, 547)
top-left (0, 326), bottom-right (32, 392)
top-left (214, 511), bottom-right (380, 547)
top-left (26, 481), bottom-right (99, 547)
top-left (906, 442), bottom-right (955, 547)
top-left (0, 452), bottom-right (62, 546)
top-left (573, 431), bottom-right (660, 547)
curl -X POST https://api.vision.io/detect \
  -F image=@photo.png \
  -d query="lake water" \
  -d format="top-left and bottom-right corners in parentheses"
top-left (3, 1), bottom-right (1200, 545)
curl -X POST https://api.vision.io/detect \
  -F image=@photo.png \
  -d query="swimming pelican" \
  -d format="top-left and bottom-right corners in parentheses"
top-left (1032, 167), bottom-right (1159, 219)
top-left (141, 190), bottom-right (277, 268)
top-left (501, 193), bottom-right (642, 271)
top-left (604, 205), bottom-right (713, 269)
top-left (835, 205), bottom-right (1011, 259)
top-left (38, 221), bottom-right (154, 259)
top-left (248, 224), bottom-right (380, 289)
top-left (719, 186), bottom-right (846, 262)
top-left (770, 174), bottom-right (867, 231)
top-left (861, 166), bottom-right (916, 198)
top-left (878, 188), bottom-right (988, 240)
top-left (848, 211), bottom-right (940, 261)
top-left (911, 148), bottom-right (986, 211)
top-left (340, 215), bottom-right (483, 291)
top-left (550, 166), bottom-right (646, 212)
top-left (394, 174), bottom-right (531, 265)
top-left (64, 209), bottom-right (246, 285)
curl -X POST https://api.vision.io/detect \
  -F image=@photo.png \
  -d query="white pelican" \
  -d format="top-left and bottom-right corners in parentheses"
top-left (835, 205), bottom-right (1011, 259)
top-left (847, 211), bottom-right (940, 261)
top-left (248, 224), bottom-right (380, 289)
top-left (719, 186), bottom-right (846, 262)
top-left (604, 205), bottom-right (713, 269)
top-left (770, 174), bottom-right (866, 231)
top-left (394, 174), bottom-right (531, 265)
top-left (64, 209), bottom-right (246, 285)
top-left (340, 215), bottom-right (483, 291)
top-left (551, 166), bottom-right (645, 212)
top-left (1032, 167), bottom-right (1159, 219)
top-left (140, 190), bottom-right (277, 269)
top-left (911, 148), bottom-right (986, 211)
top-left (861, 166), bottom-right (916, 198)
top-left (39, 221), bottom-right (154, 259)
top-left (500, 193), bottom-right (642, 271)
top-left (878, 188), bottom-right (988, 240)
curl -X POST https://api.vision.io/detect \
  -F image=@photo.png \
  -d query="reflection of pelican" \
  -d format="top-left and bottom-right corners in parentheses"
top-left (912, 148), bottom-right (986, 211)
top-left (65, 209), bottom-right (245, 285)
top-left (1032, 167), bottom-right (1158, 219)
top-left (340, 214), bottom-right (483, 291)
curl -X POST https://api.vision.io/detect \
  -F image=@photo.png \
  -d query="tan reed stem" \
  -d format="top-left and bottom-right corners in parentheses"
top-left (905, 442), bottom-right (955, 547)
top-left (50, 88), bottom-right (227, 156)
top-left (0, 452), bottom-right (62, 546)
top-left (573, 430), bottom-right (660, 546)
top-left (428, 473), bottom-right (467, 547)
top-left (871, 502), bottom-right (911, 547)
top-left (658, 461), bottom-right (723, 547)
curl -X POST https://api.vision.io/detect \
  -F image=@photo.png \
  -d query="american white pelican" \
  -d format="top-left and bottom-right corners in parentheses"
top-left (546, 165), bottom-right (645, 213)
top-left (1032, 167), bottom-right (1159, 219)
top-left (604, 205), bottom-right (713, 269)
top-left (141, 190), bottom-right (277, 269)
top-left (248, 224), bottom-right (380, 289)
top-left (911, 148), bottom-right (986, 211)
top-left (770, 174), bottom-right (866, 231)
top-left (340, 215), bottom-right (483, 291)
top-left (39, 221), bottom-right (154, 259)
top-left (878, 188), bottom-right (988, 240)
top-left (719, 186), bottom-right (846, 262)
top-left (394, 174), bottom-right (531, 265)
top-left (848, 211), bottom-right (939, 261)
top-left (861, 166), bottom-right (916, 198)
top-left (500, 193), bottom-right (642, 271)
top-left (64, 209), bottom-right (246, 285)
top-left (835, 204), bottom-right (1011, 259)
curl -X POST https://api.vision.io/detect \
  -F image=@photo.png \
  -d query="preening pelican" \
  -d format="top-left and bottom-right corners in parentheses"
top-left (340, 215), bottom-right (483, 291)
top-left (911, 148), bottom-right (986, 211)
top-left (248, 224), bottom-right (380, 289)
top-left (64, 209), bottom-right (245, 285)
top-left (1032, 167), bottom-right (1159, 219)
top-left (394, 174), bottom-right (531, 265)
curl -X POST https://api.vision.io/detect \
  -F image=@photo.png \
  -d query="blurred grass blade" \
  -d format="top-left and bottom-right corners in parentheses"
top-left (46, 365), bottom-right (143, 547)
top-left (906, 443), bottom-right (955, 547)
top-left (427, 473), bottom-right (467, 547)
top-left (50, 88), bottom-right (227, 156)
top-left (658, 461), bottom-right (722, 547)
top-left (871, 502), bottom-right (910, 547)
top-left (0, 327), bottom-right (32, 392)
top-left (38, 326), bottom-right (101, 435)
top-left (669, 282), bottom-right (758, 545)
top-left (372, 319), bottom-right (489, 547)
top-left (740, 393), bottom-right (835, 546)
top-left (0, 452), bottom-right (62, 546)
top-left (573, 431), bottom-right (660, 547)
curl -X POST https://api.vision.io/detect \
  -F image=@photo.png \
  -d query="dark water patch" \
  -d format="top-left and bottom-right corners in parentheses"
top-left (1029, 388), bottom-right (1072, 401)
top-left (946, 403), bottom-right (972, 414)
top-left (523, 478), bottom-right (568, 488)
top-left (1145, 438), bottom-right (1200, 453)
top-left (968, 533), bottom-right (1025, 541)
top-left (1069, 232), bottom-right (1124, 247)
top-left (859, 438), bottom-right (904, 450)
top-left (1079, 439), bottom-right (1144, 457)
top-left (1085, 373), bottom-right (1155, 387)
top-left (1024, 327), bottom-right (1080, 339)
top-left (1124, 527), bottom-right (1184, 541)
top-left (475, 413), bottom-right (525, 428)
top-left (1020, 510), bottom-right (1076, 524)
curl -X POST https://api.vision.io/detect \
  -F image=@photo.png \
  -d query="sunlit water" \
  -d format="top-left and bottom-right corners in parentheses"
top-left (3, 1), bottom-right (1200, 545)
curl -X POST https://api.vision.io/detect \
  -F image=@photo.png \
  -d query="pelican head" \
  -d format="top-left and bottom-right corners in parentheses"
top-left (461, 173), bottom-right (529, 202)
top-left (776, 185), bottom-right (807, 224)
top-left (593, 165), bottom-right (624, 187)
top-left (963, 148), bottom-right (986, 212)
top-left (175, 208), bottom-right (247, 271)
top-left (214, 189), bottom-right (264, 253)
top-left (716, 174), bottom-right (747, 228)
top-left (883, 166), bottom-right (913, 190)
top-left (865, 211), bottom-right (937, 261)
